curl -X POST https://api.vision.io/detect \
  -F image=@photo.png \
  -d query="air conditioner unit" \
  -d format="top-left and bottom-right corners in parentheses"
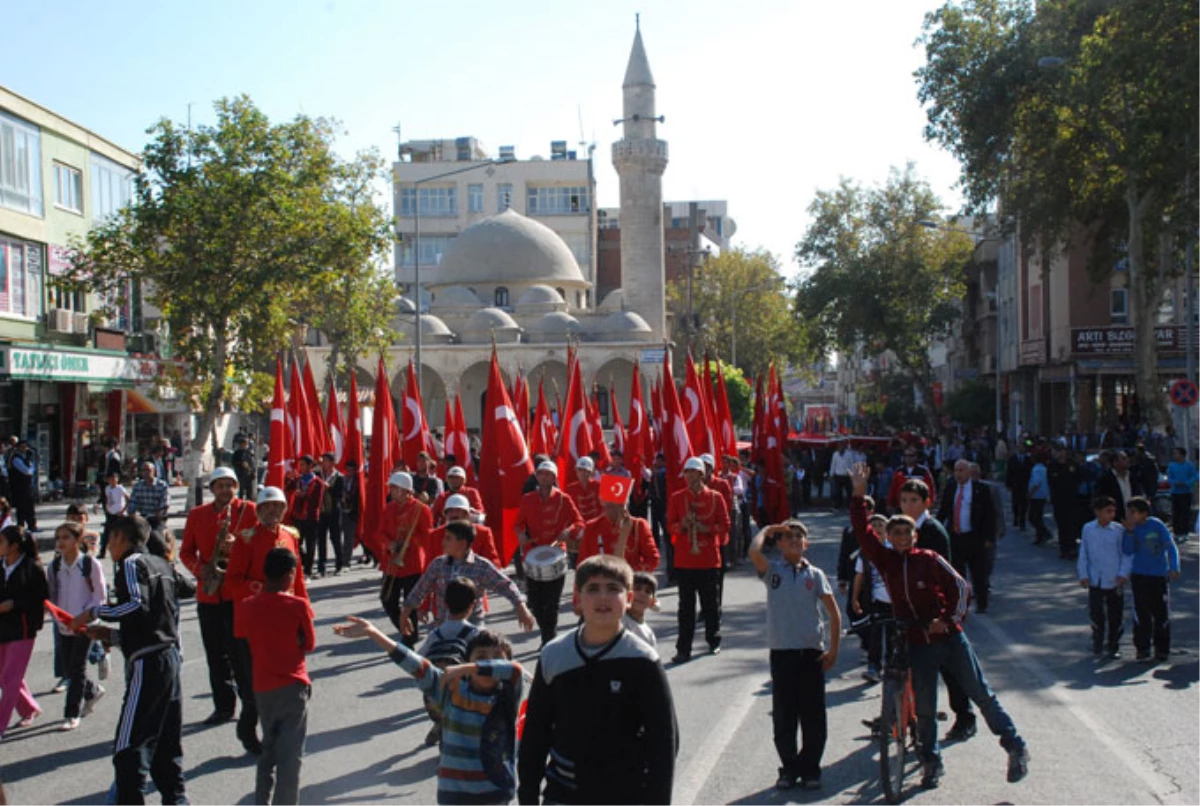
top-left (72, 312), bottom-right (90, 334)
top-left (48, 309), bottom-right (73, 333)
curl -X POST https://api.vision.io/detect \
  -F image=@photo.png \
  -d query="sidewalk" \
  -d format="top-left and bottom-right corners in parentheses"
top-left (29, 485), bottom-right (193, 553)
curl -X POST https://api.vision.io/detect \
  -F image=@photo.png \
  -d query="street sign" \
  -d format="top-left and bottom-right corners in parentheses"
top-left (1170, 379), bottom-right (1198, 408)
top-left (638, 348), bottom-right (666, 365)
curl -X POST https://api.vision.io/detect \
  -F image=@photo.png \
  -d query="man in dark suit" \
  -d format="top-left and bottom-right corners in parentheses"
top-left (1096, 450), bottom-right (1143, 522)
top-left (1048, 446), bottom-right (1083, 559)
top-left (937, 459), bottom-right (997, 613)
top-left (1005, 443), bottom-right (1033, 531)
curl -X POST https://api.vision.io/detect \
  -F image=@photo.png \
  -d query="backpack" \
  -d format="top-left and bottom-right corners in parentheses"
top-left (423, 621), bottom-right (477, 669)
top-left (49, 553), bottom-right (95, 601)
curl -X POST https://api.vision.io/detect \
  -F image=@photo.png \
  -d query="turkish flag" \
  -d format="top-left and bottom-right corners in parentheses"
top-left (683, 353), bottom-right (716, 458)
top-left (326, 378), bottom-right (346, 466)
top-left (478, 350), bottom-right (533, 566)
top-left (627, 364), bottom-right (651, 482)
top-left (513, 369), bottom-right (530, 438)
top-left (660, 354), bottom-right (693, 498)
top-left (763, 365), bottom-right (789, 524)
top-left (442, 399), bottom-right (459, 464)
top-left (610, 386), bottom-right (626, 458)
top-left (713, 362), bottom-right (737, 460)
top-left (751, 372), bottom-right (765, 466)
top-left (266, 357), bottom-right (289, 489)
top-left (452, 395), bottom-right (474, 485)
top-left (362, 357), bottom-right (397, 553)
top-left (402, 360), bottom-right (437, 470)
top-left (598, 473), bottom-right (634, 505)
top-left (589, 393), bottom-right (612, 470)
top-left (556, 357), bottom-right (593, 480)
top-left (302, 358), bottom-right (331, 456)
top-left (530, 380), bottom-right (555, 459)
top-left (288, 359), bottom-right (315, 460)
top-left (342, 372), bottom-right (366, 544)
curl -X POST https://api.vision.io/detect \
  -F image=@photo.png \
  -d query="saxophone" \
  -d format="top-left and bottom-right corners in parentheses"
top-left (201, 504), bottom-right (234, 597)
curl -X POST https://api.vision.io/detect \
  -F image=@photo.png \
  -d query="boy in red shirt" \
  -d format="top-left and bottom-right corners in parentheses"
top-left (234, 548), bottom-right (316, 805)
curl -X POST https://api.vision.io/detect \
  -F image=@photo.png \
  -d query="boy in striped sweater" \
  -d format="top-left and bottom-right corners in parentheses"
top-left (334, 617), bottom-right (524, 805)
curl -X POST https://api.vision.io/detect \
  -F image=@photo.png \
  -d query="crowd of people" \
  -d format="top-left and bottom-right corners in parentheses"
top-left (0, 418), bottom-right (1193, 804)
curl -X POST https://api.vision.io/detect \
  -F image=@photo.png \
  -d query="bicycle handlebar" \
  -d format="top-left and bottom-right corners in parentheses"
top-left (844, 612), bottom-right (913, 637)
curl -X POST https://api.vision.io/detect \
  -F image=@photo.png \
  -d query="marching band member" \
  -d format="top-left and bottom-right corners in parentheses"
top-left (429, 494), bottom-right (500, 566)
top-left (225, 486), bottom-right (308, 604)
top-left (565, 456), bottom-right (603, 527)
top-left (668, 457), bottom-right (730, 664)
top-left (429, 466), bottom-right (483, 527)
top-left (577, 474), bottom-right (660, 573)
top-left (514, 462), bottom-right (584, 645)
top-left (179, 467), bottom-right (259, 750)
top-left (371, 472), bottom-right (433, 647)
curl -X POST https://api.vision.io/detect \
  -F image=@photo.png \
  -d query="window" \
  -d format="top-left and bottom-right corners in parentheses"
top-left (399, 186), bottom-right (457, 217)
top-left (527, 185), bottom-right (590, 215)
top-left (555, 288), bottom-right (565, 306)
top-left (400, 235), bottom-right (455, 267)
top-left (596, 387), bottom-right (610, 427)
top-left (1029, 283), bottom-right (1042, 336)
top-left (49, 283), bottom-right (85, 312)
top-left (468, 183), bottom-right (483, 213)
top-left (497, 183), bottom-right (513, 212)
top-left (494, 287), bottom-right (509, 308)
top-left (91, 153), bottom-right (134, 222)
top-left (0, 111), bottom-right (43, 216)
top-left (0, 238), bottom-right (43, 318)
top-left (1110, 288), bottom-right (1128, 325)
top-left (53, 163), bottom-right (83, 213)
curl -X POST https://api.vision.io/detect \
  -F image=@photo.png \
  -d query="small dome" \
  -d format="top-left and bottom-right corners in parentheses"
top-left (525, 312), bottom-right (581, 344)
top-left (595, 310), bottom-right (654, 342)
top-left (431, 209), bottom-right (589, 289)
top-left (597, 289), bottom-right (625, 312)
top-left (419, 314), bottom-right (453, 337)
top-left (397, 296), bottom-right (417, 315)
top-left (515, 284), bottom-right (567, 314)
top-left (461, 307), bottom-right (521, 344)
top-left (431, 285), bottom-right (483, 311)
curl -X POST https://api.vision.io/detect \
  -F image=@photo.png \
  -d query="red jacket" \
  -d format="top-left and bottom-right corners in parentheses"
top-left (225, 523), bottom-right (309, 605)
top-left (577, 514), bottom-right (659, 572)
top-left (233, 591), bottom-right (315, 693)
top-left (851, 495), bottom-right (968, 646)
top-left (180, 499), bottom-right (258, 604)
top-left (430, 484), bottom-right (484, 526)
top-left (515, 488), bottom-right (584, 548)
top-left (373, 497), bottom-right (433, 578)
top-left (707, 475), bottom-right (734, 515)
top-left (667, 486), bottom-right (729, 570)
top-left (287, 474), bottom-right (326, 523)
top-left (565, 478), bottom-right (602, 522)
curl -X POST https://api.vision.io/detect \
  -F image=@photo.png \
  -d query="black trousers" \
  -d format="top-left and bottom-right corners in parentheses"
top-left (676, 567), bottom-right (722, 656)
top-left (196, 601), bottom-right (255, 728)
top-left (1131, 574), bottom-right (1170, 657)
top-left (526, 575), bottom-right (567, 645)
top-left (1010, 488), bottom-right (1028, 529)
top-left (831, 476), bottom-right (849, 509)
top-left (297, 520), bottom-right (322, 577)
top-left (1053, 500), bottom-right (1080, 556)
top-left (1029, 499), bottom-right (1050, 543)
top-left (380, 573), bottom-right (420, 648)
top-left (1088, 586), bottom-right (1124, 653)
top-left (113, 647), bottom-right (187, 805)
top-left (950, 533), bottom-right (991, 611)
top-left (10, 483), bottom-right (35, 529)
top-left (770, 648), bottom-right (827, 781)
top-left (1171, 493), bottom-right (1193, 537)
top-left (60, 633), bottom-right (100, 719)
top-left (318, 512), bottom-right (342, 573)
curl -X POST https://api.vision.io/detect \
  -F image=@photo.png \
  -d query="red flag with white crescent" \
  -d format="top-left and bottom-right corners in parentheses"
top-left (342, 371), bottom-right (366, 544)
top-left (627, 364), bottom-right (651, 482)
top-left (363, 357), bottom-right (396, 557)
top-left (530, 380), bottom-right (555, 458)
top-left (452, 395), bottom-right (474, 485)
top-left (683, 352), bottom-right (716, 458)
top-left (713, 361), bottom-right (738, 460)
top-left (326, 377), bottom-right (345, 465)
top-left (598, 473), bottom-right (634, 505)
top-left (267, 357), bottom-right (289, 489)
top-left (402, 360), bottom-right (437, 469)
top-left (589, 393), bottom-right (612, 470)
top-left (288, 359), bottom-right (314, 459)
top-left (660, 353), bottom-right (693, 498)
top-left (556, 357), bottom-right (593, 480)
top-left (478, 350), bottom-right (533, 565)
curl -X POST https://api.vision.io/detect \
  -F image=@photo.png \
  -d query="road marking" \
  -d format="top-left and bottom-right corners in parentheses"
top-left (673, 666), bottom-right (768, 805)
top-left (973, 614), bottom-right (1184, 804)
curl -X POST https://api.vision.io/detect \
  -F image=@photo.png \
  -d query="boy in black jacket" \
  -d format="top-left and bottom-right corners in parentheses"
top-left (518, 555), bottom-right (678, 804)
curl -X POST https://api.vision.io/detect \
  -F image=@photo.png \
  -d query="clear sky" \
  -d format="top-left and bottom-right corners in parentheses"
top-left (3, 0), bottom-right (964, 277)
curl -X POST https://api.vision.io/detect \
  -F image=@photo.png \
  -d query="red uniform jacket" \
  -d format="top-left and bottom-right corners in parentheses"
top-left (564, 478), bottom-right (602, 522)
top-left (515, 488), bottom-right (584, 548)
top-left (374, 497), bottom-right (433, 578)
top-left (429, 522), bottom-right (501, 566)
top-left (577, 514), bottom-right (660, 572)
top-left (180, 498), bottom-right (258, 604)
top-left (430, 484), bottom-right (485, 526)
top-left (667, 486), bottom-right (730, 570)
top-left (287, 474), bottom-right (326, 523)
top-left (707, 475), bottom-right (734, 516)
top-left (225, 522), bottom-right (309, 605)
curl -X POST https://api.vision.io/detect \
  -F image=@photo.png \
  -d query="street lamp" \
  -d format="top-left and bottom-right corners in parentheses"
top-left (407, 157), bottom-right (511, 387)
top-left (920, 219), bottom-right (1006, 435)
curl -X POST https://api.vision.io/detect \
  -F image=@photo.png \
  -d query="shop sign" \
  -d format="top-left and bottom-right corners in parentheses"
top-left (1020, 340), bottom-right (1046, 366)
top-left (0, 345), bottom-right (138, 386)
top-left (1071, 326), bottom-right (1183, 355)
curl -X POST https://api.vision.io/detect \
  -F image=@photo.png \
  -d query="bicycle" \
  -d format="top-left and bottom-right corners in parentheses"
top-left (847, 612), bottom-right (918, 804)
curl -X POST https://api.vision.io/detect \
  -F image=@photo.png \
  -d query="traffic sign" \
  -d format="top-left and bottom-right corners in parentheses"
top-left (1170, 379), bottom-right (1198, 408)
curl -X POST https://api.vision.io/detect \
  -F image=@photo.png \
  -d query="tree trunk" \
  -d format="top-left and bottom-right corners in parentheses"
top-left (326, 342), bottom-right (342, 392)
top-left (185, 331), bottom-right (228, 509)
top-left (1126, 189), bottom-right (1168, 429)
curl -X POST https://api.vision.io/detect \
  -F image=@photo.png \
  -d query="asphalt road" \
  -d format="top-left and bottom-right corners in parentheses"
top-left (3, 499), bottom-right (1197, 805)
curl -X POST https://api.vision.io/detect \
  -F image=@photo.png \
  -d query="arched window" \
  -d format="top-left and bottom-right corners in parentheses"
top-left (556, 288), bottom-right (566, 306)
top-left (495, 287), bottom-right (509, 308)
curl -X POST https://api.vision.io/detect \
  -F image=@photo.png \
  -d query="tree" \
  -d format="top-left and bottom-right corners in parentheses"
top-left (710, 359), bottom-right (753, 428)
top-left (666, 247), bottom-right (806, 378)
top-left (944, 379), bottom-right (997, 428)
top-left (793, 165), bottom-right (975, 432)
top-left (65, 95), bottom-right (388, 462)
top-left (916, 0), bottom-right (1199, 427)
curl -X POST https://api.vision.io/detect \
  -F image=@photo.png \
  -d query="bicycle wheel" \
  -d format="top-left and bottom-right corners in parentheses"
top-left (878, 680), bottom-right (907, 804)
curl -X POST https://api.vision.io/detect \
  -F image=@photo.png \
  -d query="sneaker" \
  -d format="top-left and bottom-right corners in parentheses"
top-left (945, 719), bottom-right (977, 742)
top-left (60, 717), bottom-right (81, 732)
top-left (1107, 649), bottom-right (1122, 660)
top-left (99, 653), bottom-right (111, 681)
top-left (862, 665), bottom-right (881, 683)
top-left (775, 769), bottom-right (796, 790)
top-left (424, 723), bottom-right (442, 746)
top-left (16, 710), bottom-right (42, 729)
top-left (1006, 745), bottom-right (1029, 783)
top-left (709, 645), bottom-right (721, 656)
top-left (920, 760), bottom-right (944, 789)
top-left (52, 678), bottom-right (68, 694)
top-left (81, 685), bottom-right (105, 718)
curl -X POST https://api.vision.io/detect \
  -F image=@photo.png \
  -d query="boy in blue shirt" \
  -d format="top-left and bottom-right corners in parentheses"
top-left (1122, 497), bottom-right (1181, 662)
top-left (1077, 496), bottom-right (1132, 659)
top-left (1165, 448), bottom-right (1197, 542)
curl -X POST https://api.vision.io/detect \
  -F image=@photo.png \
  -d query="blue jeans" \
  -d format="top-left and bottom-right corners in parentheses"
top-left (909, 632), bottom-right (1022, 763)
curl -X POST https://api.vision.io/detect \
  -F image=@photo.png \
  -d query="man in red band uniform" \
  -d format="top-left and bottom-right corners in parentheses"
top-left (515, 461), bottom-right (584, 645)
top-left (668, 456), bottom-right (731, 664)
top-left (565, 456), bottom-right (603, 527)
top-left (371, 472), bottom-right (432, 647)
top-left (429, 465), bottom-right (484, 527)
top-left (577, 474), bottom-right (660, 573)
top-left (429, 495), bottom-right (500, 566)
top-left (226, 486), bottom-right (309, 603)
top-left (286, 455), bottom-right (327, 580)
top-left (180, 466), bottom-right (260, 751)
top-left (702, 452), bottom-right (737, 603)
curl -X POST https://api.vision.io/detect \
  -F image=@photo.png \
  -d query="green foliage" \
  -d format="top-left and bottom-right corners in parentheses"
top-left (944, 380), bottom-right (997, 428)
top-left (65, 96), bottom-right (391, 448)
top-left (709, 359), bottom-right (753, 428)
top-left (667, 247), bottom-right (807, 379)
top-left (792, 165), bottom-right (974, 430)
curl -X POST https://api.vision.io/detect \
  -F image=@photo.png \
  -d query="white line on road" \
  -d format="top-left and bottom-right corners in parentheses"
top-left (973, 614), bottom-right (1184, 805)
top-left (673, 668), bottom-right (769, 805)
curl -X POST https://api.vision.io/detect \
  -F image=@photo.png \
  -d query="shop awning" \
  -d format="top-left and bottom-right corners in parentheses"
top-left (126, 389), bottom-right (160, 414)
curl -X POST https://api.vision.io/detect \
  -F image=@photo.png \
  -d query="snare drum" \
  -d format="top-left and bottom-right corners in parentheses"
top-left (524, 545), bottom-right (568, 582)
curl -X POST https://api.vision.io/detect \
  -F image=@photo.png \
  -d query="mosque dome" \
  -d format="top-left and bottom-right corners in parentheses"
top-left (595, 310), bottom-right (654, 342)
top-left (525, 312), bottom-right (582, 344)
top-left (597, 289), bottom-right (626, 312)
top-left (515, 284), bottom-right (568, 314)
top-left (431, 285), bottom-right (484, 314)
top-left (461, 307), bottom-right (522, 344)
top-left (431, 209), bottom-right (589, 290)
